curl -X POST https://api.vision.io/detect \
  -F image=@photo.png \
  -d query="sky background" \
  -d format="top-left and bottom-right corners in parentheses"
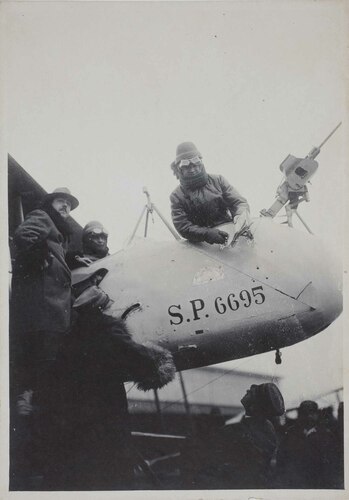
top-left (2, 1), bottom-right (347, 410)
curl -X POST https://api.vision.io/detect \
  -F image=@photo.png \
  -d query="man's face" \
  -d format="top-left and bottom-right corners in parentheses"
top-left (241, 384), bottom-right (258, 414)
top-left (87, 232), bottom-right (108, 251)
top-left (51, 197), bottom-right (71, 219)
top-left (301, 410), bottom-right (319, 426)
top-left (178, 157), bottom-right (203, 178)
top-left (83, 230), bottom-right (109, 258)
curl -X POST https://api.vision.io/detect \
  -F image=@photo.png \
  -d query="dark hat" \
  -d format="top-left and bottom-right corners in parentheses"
top-left (298, 400), bottom-right (318, 415)
top-left (43, 187), bottom-right (79, 210)
top-left (174, 142), bottom-right (202, 164)
top-left (255, 383), bottom-right (285, 417)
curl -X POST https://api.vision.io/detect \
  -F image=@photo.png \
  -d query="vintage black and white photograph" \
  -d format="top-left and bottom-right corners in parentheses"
top-left (1, 1), bottom-right (348, 498)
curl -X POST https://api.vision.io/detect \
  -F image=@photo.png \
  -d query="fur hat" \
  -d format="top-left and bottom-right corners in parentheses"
top-left (174, 142), bottom-right (202, 164)
top-left (255, 383), bottom-right (285, 417)
top-left (298, 400), bottom-right (318, 416)
top-left (43, 187), bottom-right (79, 210)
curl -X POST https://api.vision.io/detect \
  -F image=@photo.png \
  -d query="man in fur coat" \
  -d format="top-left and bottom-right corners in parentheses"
top-left (56, 283), bottom-right (176, 490)
top-left (10, 187), bottom-right (79, 489)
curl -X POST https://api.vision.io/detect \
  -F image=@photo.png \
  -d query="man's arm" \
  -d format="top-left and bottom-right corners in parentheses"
top-left (219, 176), bottom-right (251, 234)
top-left (13, 210), bottom-right (53, 251)
top-left (94, 314), bottom-right (176, 391)
top-left (219, 175), bottom-right (250, 218)
top-left (170, 193), bottom-right (209, 242)
top-left (73, 287), bottom-right (176, 390)
top-left (13, 210), bottom-right (54, 271)
top-left (170, 193), bottom-right (228, 244)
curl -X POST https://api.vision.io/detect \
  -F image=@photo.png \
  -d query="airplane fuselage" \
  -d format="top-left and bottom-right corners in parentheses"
top-left (72, 218), bottom-right (342, 371)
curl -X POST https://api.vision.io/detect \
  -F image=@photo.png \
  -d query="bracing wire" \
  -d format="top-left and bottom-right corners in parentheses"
top-left (159, 354), bottom-right (281, 412)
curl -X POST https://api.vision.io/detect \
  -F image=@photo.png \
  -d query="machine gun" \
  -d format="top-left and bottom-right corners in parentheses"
top-left (261, 122), bottom-right (342, 232)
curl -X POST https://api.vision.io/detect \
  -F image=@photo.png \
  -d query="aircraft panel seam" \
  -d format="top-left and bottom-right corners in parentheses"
top-left (190, 246), bottom-right (299, 301)
top-left (295, 281), bottom-right (312, 300)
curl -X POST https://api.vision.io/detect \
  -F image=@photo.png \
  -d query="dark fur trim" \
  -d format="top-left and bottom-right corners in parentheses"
top-left (135, 342), bottom-right (176, 391)
top-left (40, 202), bottom-right (72, 239)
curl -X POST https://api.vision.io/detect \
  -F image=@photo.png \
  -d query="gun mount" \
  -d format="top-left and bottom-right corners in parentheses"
top-left (261, 122), bottom-right (342, 232)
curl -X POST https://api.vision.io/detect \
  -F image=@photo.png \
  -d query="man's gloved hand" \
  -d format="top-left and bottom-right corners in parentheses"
top-left (233, 211), bottom-right (251, 234)
top-left (205, 228), bottom-right (229, 245)
top-left (75, 255), bottom-right (94, 267)
top-left (73, 285), bottom-right (111, 313)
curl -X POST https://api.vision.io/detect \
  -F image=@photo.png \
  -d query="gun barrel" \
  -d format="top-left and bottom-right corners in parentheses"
top-left (318, 122), bottom-right (342, 149)
top-left (307, 122), bottom-right (341, 159)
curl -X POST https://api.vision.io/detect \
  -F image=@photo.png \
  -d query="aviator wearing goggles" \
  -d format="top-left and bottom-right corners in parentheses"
top-left (177, 156), bottom-right (202, 170)
top-left (86, 227), bottom-right (109, 239)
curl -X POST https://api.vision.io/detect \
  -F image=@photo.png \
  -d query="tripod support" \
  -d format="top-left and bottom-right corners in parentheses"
top-left (126, 187), bottom-right (181, 246)
top-left (284, 203), bottom-right (313, 234)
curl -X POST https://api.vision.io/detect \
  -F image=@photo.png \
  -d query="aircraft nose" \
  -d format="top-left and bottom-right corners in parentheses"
top-left (217, 218), bottom-right (342, 339)
top-left (296, 242), bottom-right (342, 333)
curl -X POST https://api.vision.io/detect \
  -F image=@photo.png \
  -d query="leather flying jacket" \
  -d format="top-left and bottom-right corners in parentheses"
top-left (170, 174), bottom-right (249, 242)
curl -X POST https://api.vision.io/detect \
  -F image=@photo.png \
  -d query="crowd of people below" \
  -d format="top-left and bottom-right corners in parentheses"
top-left (178, 398), bottom-right (343, 490)
top-left (9, 142), bottom-right (343, 490)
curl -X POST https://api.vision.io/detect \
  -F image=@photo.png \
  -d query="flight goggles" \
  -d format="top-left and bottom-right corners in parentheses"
top-left (88, 227), bottom-right (109, 237)
top-left (177, 156), bottom-right (202, 169)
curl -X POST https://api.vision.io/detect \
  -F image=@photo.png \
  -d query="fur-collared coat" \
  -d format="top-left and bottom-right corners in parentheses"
top-left (11, 208), bottom-right (72, 335)
top-left (53, 313), bottom-right (175, 489)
